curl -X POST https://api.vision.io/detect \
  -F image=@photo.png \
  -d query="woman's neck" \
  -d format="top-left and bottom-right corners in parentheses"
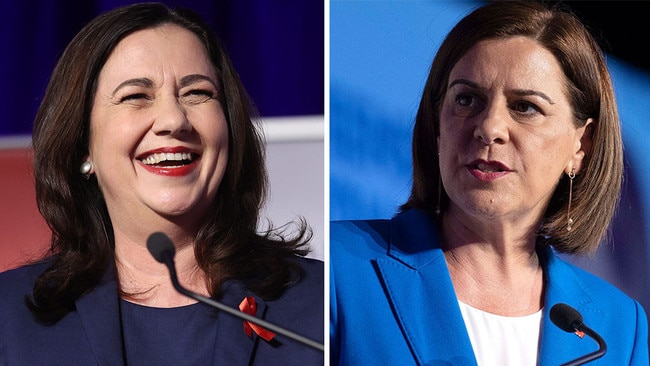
top-left (441, 210), bottom-right (545, 316)
top-left (113, 230), bottom-right (209, 308)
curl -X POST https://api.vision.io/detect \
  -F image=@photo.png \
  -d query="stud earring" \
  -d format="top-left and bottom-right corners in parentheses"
top-left (80, 161), bottom-right (93, 179)
top-left (567, 168), bottom-right (576, 231)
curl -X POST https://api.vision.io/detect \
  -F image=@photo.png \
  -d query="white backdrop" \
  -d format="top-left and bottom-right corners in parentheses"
top-left (261, 116), bottom-right (324, 261)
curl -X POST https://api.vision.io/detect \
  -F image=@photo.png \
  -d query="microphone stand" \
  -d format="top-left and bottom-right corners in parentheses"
top-left (560, 323), bottom-right (607, 366)
top-left (162, 251), bottom-right (324, 352)
top-left (550, 303), bottom-right (607, 366)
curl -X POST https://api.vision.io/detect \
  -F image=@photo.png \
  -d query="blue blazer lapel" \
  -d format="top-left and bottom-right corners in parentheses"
top-left (538, 247), bottom-right (603, 366)
top-left (372, 211), bottom-right (621, 365)
top-left (75, 265), bottom-right (125, 366)
top-left (375, 210), bottom-right (477, 366)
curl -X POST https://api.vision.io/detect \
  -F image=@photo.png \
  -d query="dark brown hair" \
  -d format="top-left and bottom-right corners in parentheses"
top-left (401, 0), bottom-right (622, 254)
top-left (28, 2), bottom-right (311, 323)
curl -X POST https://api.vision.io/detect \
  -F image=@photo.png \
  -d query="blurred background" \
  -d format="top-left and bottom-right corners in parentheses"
top-left (0, 0), bottom-right (324, 270)
top-left (330, 0), bottom-right (650, 328)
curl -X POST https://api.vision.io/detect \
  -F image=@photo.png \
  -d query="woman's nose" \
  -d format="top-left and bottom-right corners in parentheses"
top-left (473, 103), bottom-right (509, 145)
top-left (151, 97), bottom-right (193, 135)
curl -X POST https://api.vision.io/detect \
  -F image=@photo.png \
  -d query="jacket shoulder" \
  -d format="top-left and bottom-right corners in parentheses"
top-left (0, 260), bottom-right (50, 303)
top-left (330, 218), bottom-right (392, 258)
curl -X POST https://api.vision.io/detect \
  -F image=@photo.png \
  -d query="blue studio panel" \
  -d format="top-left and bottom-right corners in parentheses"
top-left (0, 0), bottom-right (324, 135)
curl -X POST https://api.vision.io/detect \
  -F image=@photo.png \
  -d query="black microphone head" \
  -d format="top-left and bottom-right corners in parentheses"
top-left (550, 303), bottom-right (583, 333)
top-left (147, 232), bottom-right (176, 264)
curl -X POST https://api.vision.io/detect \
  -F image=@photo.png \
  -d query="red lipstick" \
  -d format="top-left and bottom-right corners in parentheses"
top-left (136, 146), bottom-right (200, 177)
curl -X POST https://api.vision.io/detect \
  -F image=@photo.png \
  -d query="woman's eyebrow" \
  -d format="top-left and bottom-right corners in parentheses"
top-left (179, 74), bottom-right (218, 89)
top-left (111, 77), bottom-right (154, 96)
top-left (511, 89), bottom-right (555, 105)
top-left (448, 78), bottom-right (482, 90)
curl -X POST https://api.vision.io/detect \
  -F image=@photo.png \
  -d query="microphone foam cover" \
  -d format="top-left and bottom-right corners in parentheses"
top-left (147, 232), bottom-right (176, 263)
top-left (550, 303), bottom-right (583, 333)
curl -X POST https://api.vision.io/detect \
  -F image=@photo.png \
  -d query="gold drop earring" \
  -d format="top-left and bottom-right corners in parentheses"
top-left (567, 168), bottom-right (576, 231)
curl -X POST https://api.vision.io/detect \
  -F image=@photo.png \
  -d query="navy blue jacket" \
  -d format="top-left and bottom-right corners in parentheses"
top-left (0, 256), bottom-right (323, 365)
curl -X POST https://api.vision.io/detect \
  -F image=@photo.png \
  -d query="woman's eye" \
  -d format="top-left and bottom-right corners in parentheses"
top-left (456, 94), bottom-right (474, 107)
top-left (451, 93), bottom-right (483, 117)
top-left (181, 89), bottom-right (215, 104)
top-left (190, 89), bottom-right (214, 97)
top-left (119, 93), bottom-right (149, 102)
top-left (511, 101), bottom-right (541, 115)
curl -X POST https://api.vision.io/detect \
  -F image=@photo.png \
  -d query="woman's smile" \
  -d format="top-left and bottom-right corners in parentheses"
top-left (136, 146), bottom-right (201, 176)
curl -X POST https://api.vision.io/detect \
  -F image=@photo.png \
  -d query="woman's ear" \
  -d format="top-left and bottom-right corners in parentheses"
top-left (568, 118), bottom-right (593, 174)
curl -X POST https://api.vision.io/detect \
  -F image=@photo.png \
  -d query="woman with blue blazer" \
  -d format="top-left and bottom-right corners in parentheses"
top-left (331, 210), bottom-right (647, 365)
top-left (330, 2), bottom-right (648, 365)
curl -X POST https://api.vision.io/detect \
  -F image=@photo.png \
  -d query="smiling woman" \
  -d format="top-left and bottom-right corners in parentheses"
top-left (0, 3), bottom-right (323, 365)
top-left (89, 24), bottom-right (229, 225)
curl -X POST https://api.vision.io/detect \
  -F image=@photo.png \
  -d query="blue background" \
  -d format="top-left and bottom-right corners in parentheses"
top-left (0, 0), bottom-right (324, 136)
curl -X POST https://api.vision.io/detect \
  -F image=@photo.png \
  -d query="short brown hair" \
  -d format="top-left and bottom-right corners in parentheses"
top-left (401, 1), bottom-right (622, 254)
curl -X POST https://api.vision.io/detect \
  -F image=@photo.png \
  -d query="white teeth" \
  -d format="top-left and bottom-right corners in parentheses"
top-left (140, 152), bottom-right (193, 165)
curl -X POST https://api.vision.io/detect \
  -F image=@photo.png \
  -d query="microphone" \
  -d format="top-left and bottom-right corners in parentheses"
top-left (146, 232), bottom-right (324, 352)
top-left (549, 303), bottom-right (607, 366)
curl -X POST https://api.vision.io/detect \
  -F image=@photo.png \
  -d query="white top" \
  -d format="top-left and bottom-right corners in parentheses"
top-left (458, 301), bottom-right (543, 366)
